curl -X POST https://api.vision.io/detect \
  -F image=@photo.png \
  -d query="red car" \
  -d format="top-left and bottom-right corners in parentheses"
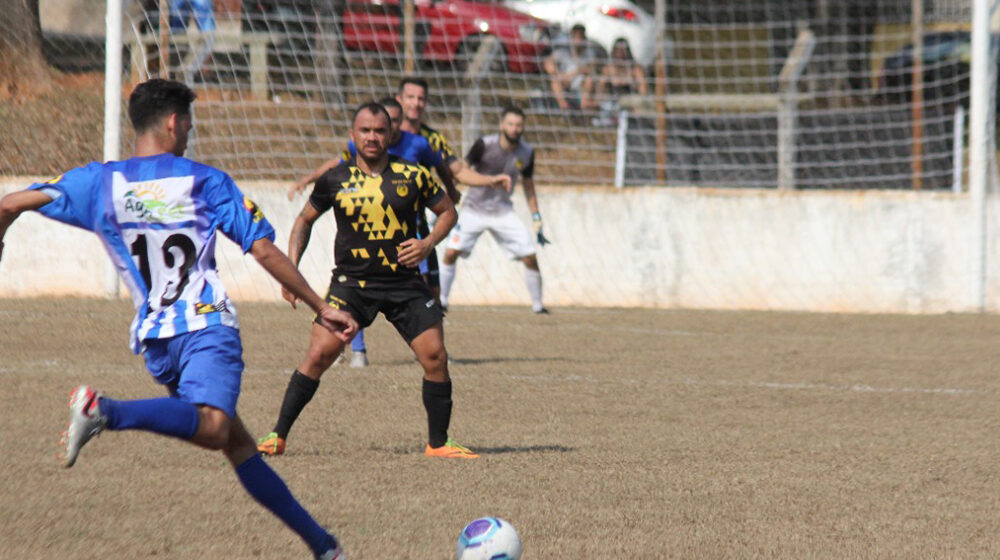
top-left (342, 0), bottom-right (553, 73)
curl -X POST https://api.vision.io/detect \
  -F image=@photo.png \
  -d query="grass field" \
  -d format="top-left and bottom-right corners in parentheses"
top-left (2, 298), bottom-right (1000, 559)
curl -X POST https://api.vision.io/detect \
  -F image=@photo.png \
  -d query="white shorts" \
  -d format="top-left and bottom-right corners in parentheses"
top-left (446, 206), bottom-right (536, 259)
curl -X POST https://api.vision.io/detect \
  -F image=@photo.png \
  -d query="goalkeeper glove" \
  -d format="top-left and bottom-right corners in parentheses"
top-left (532, 212), bottom-right (550, 246)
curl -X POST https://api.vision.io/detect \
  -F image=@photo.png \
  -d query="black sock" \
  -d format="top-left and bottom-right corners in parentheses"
top-left (422, 379), bottom-right (453, 448)
top-left (274, 370), bottom-right (320, 439)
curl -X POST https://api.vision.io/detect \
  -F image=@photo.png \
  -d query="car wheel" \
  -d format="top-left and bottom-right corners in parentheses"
top-left (454, 35), bottom-right (507, 74)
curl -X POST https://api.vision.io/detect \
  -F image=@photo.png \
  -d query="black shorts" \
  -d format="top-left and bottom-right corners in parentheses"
top-left (317, 277), bottom-right (443, 344)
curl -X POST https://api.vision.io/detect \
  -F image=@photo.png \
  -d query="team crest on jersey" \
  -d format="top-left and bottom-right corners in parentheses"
top-left (396, 185), bottom-right (409, 197)
top-left (243, 197), bottom-right (265, 223)
top-left (515, 159), bottom-right (524, 170)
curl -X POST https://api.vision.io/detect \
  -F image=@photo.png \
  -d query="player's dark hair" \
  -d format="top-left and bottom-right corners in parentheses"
top-left (128, 79), bottom-right (196, 133)
top-left (378, 96), bottom-right (403, 113)
top-left (502, 105), bottom-right (525, 119)
top-left (352, 101), bottom-right (392, 127)
top-left (398, 76), bottom-right (429, 95)
top-left (570, 23), bottom-right (586, 35)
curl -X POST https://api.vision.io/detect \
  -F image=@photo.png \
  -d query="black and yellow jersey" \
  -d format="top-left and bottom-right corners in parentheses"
top-left (310, 154), bottom-right (445, 287)
top-left (419, 122), bottom-right (457, 166)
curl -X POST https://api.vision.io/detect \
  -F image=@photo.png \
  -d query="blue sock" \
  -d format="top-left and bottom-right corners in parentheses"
top-left (235, 454), bottom-right (336, 556)
top-left (351, 329), bottom-right (366, 353)
top-left (100, 396), bottom-right (199, 440)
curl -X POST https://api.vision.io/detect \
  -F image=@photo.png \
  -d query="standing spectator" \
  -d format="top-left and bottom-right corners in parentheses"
top-left (170, 0), bottom-right (216, 84)
top-left (542, 24), bottom-right (599, 111)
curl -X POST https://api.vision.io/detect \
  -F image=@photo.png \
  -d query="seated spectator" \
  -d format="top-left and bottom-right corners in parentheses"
top-left (592, 38), bottom-right (648, 125)
top-left (542, 24), bottom-right (599, 111)
top-left (598, 38), bottom-right (648, 98)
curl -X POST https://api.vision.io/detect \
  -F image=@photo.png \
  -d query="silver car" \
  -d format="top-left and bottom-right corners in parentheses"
top-left (503, 0), bottom-right (662, 67)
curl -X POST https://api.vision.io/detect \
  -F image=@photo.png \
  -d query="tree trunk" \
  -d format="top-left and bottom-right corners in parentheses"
top-left (0, 0), bottom-right (53, 98)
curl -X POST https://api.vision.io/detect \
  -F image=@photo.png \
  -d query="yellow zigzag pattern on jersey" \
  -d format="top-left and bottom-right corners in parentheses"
top-left (337, 166), bottom-right (408, 241)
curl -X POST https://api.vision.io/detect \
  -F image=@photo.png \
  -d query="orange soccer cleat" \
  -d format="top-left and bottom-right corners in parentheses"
top-left (424, 439), bottom-right (479, 459)
top-left (257, 432), bottom-right (286, 456)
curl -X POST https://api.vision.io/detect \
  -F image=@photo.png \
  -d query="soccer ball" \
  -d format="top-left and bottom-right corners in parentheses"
top-left (456, 517), bottom-right (522, 560)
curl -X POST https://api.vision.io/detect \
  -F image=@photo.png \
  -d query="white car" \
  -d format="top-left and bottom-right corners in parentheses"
top-left (502, 0), bottom-right (660, 67)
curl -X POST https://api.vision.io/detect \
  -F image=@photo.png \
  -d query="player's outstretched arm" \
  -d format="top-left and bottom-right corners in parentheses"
top-left (0, 190), bottom-right (54, 263)
top-left (287, 159), bottom-right (338, 201)
top-left (249, 237), bottom-right (358, 341)
top-left (435, 162), bottom-right (462, 204)
top-left (449, 159), bottom-right (511, 193)
top-left (398, 195), bottom-right (457, 268)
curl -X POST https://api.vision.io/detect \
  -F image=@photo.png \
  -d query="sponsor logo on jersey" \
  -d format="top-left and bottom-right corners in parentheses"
top-left (123, 183), bottom-right (186, 222)
top-left (396, 185), bottom-right (409, 197)
top-left (243, 197), bottom-right (265, 223)
top-left (425, 299), bottom-right (435, 308)
top-left (46, 174), bottom-right (64, 184)
top-left (113, 174), bottom-right (195, 225)
top-left (515, 159), bottom-right (524, 170)
top-left (195, 301), bottom-right (229, 315)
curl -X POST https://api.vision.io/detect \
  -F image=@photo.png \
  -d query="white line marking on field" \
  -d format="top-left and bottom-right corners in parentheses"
top-left (506, 373), bottom-right (979, 395)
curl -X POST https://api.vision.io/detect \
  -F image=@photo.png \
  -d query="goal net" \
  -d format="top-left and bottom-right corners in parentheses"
top-left (2, 0), bottom-right (990, 191)
top-left (3, 0), bottom-right (1000, 313)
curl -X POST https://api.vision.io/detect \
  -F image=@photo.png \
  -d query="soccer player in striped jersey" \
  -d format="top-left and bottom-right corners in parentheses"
top-left (0, 79), bottom-right (355, 560)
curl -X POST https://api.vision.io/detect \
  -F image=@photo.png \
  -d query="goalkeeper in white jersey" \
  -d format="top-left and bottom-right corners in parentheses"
top-left (439, 105), bottom-right (549, 314)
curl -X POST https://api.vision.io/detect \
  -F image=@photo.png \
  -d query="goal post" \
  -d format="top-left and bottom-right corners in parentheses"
top-left (103, 0), bottom-right (123, 298)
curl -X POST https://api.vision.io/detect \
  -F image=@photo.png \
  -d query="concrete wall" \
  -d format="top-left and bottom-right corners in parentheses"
top-left (41, 0), bottom-right (106, 36)
top-left (2, 177), bottom-right (996, 314)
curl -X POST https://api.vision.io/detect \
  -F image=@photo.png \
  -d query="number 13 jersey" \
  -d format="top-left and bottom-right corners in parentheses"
top-left (29, 153), bottom-right (275, 353)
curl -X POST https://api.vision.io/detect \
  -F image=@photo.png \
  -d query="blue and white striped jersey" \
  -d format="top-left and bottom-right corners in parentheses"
top-left (29, 153), bottom-right (275, 353)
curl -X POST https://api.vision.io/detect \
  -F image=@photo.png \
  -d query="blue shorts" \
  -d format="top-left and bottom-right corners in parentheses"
top-left (142, 325), bottom-right (243, 418)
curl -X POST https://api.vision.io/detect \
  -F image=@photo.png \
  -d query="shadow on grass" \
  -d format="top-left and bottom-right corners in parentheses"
top-left (474, 444), bottom-right (575, 455)
top-left (365, 444), bottom-right (575, 455)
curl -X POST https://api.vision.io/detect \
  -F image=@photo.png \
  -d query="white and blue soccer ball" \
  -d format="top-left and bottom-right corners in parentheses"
top-left (456, 517), bottom-right (522, 560)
